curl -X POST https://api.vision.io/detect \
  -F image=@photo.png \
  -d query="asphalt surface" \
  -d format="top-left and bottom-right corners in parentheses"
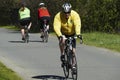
top-left (0, 28), bottom-right (120, 80)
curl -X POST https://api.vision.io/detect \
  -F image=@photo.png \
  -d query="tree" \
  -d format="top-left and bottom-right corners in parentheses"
top-left (0, 0), bottom-right (19, 25)
top-left (0, 0), bottom-right (119, 33)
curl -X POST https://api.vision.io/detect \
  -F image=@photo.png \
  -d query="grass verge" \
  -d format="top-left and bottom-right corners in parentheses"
top-left (82, 32), bottom-right (120, 52)
top-left (51, 32), bottom-right (120, 53)
top-left (0, 26), bottom-right (21, 80)
top-left (0, 25), bottom-right (20, 30)
top-left (0, 62), bottom-right (22, 80)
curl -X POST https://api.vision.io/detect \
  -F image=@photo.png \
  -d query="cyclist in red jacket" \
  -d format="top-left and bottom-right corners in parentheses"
top-left (38, 2), bottom-right (50, 38)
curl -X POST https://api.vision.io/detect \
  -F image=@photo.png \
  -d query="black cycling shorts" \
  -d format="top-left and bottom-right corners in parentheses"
top-left (38, 16), bottom-right (50, 29)
top-left (19, 17), bottom-right (31, 28)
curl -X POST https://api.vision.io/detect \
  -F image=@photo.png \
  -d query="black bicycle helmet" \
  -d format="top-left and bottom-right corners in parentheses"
top-left (62, 3), bottom-right (72, 13)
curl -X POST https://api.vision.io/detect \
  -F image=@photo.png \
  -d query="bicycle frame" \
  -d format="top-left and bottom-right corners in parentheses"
top-left (65, 36), bottom-right (77, 67)
top-left (63, 36), bottom-right (78, 80)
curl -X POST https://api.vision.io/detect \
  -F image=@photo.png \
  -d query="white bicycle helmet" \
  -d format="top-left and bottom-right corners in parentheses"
top-left (62, 3), bottom-right (72, 13)
top-left (39, 2), bottom-right (45, 6)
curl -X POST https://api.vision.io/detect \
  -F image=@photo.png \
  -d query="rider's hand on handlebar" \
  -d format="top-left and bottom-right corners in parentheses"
top-left (59, 35), bottom-right (66, 40)
top-left (77, 35), bottom-right (82, 39)
top-left (59, 35), bottom-right (66, 42)
top-left (77, 35), bottom-right (83, 44)
top-left (59, 35), bottom-right (66, 45)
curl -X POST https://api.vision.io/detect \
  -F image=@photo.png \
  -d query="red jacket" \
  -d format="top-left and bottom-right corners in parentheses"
top-left (38, 7), bottom-right (50, 18)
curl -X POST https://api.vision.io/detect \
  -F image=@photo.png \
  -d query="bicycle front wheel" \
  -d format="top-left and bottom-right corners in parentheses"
top-left (71, 55), bottom-right (78, 80)
top-left (62, 51), bottom-right (70, 78)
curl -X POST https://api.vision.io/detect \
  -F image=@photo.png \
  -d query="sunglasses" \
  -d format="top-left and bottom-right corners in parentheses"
top-left (64, 12), bottom-right (71, 14)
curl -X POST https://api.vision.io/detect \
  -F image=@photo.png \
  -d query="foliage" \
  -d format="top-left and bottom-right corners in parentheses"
top-left (0, 0), bottom-right (19, 25)
top-left (0, 0), bottom-right (120, 33)
top-left (80, 0), bottom-right (120, 33)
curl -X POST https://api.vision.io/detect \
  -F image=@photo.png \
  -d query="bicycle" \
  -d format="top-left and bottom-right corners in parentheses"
top-left (62, 36), bottom-right (82, 80)
top-left (41, 19), bottom-right (49, 43)
top-left (23, 25), bottom-right (29, 43)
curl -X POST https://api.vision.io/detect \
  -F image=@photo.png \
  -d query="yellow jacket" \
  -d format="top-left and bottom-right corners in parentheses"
top-left (53, 10), bottom-right (81, 37)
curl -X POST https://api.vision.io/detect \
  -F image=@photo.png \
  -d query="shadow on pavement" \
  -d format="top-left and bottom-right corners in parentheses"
top-left (8, 40), bottom-right (44, 43)
top-left (29, 40), bottom-right (43, 43)
top-left (8, 41), bottom-right (24, 43)
top-left (32, 75), bottom-right (68, 80)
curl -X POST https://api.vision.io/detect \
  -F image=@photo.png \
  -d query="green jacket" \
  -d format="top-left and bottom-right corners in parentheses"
top-left (19, 7), bottom-right (30, 20)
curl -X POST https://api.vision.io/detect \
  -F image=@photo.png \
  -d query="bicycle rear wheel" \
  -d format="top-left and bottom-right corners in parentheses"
top-left (26, 34), bottom-right (29, 43)
top-left (44, 31), bottom-right (48, 43)
top-left (24, 31), bottom-right (29, 43)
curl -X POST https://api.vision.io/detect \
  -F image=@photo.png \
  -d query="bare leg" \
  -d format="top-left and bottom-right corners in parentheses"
top-left (46, 25), bottom-right (49, 30)
top-left (28, 22), bottom-right (32, 30)
top-left (21, 28), bottom-right (25, 39)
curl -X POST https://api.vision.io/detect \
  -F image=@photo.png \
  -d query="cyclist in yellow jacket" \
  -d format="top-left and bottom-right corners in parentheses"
top-left (53, 2), bottom-right (82, 69)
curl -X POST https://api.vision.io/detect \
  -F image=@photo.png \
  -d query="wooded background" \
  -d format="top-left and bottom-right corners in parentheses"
top-left (0, 0), bottom-right (120, 33)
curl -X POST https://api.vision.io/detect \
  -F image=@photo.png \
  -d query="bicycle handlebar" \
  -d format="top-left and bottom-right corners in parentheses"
top-left (64, 36), bottom-right (77, 40)
top-left (64, 36), bottom-right (83, 44)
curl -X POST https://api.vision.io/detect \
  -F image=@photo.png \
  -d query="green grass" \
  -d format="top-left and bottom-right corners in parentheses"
top-left (50, 31), bottom-right (120, 52)
top-left (0, 26), bottom-right (22, 80)
top-left (0, 25), bottom-right (20, 30)
top-left (82, 32), bottom-right (120, 52)
top-left (51, 31), bottom-right (120, 52)
top-left (0, 62), bottom-right (22, 80)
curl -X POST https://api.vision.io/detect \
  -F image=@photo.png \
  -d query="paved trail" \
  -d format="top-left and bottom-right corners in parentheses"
top-left (0, 28), bottom-right (120, 80)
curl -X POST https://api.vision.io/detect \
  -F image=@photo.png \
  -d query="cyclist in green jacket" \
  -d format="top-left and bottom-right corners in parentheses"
top-left (19, 2), bottom-right (32, 40)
